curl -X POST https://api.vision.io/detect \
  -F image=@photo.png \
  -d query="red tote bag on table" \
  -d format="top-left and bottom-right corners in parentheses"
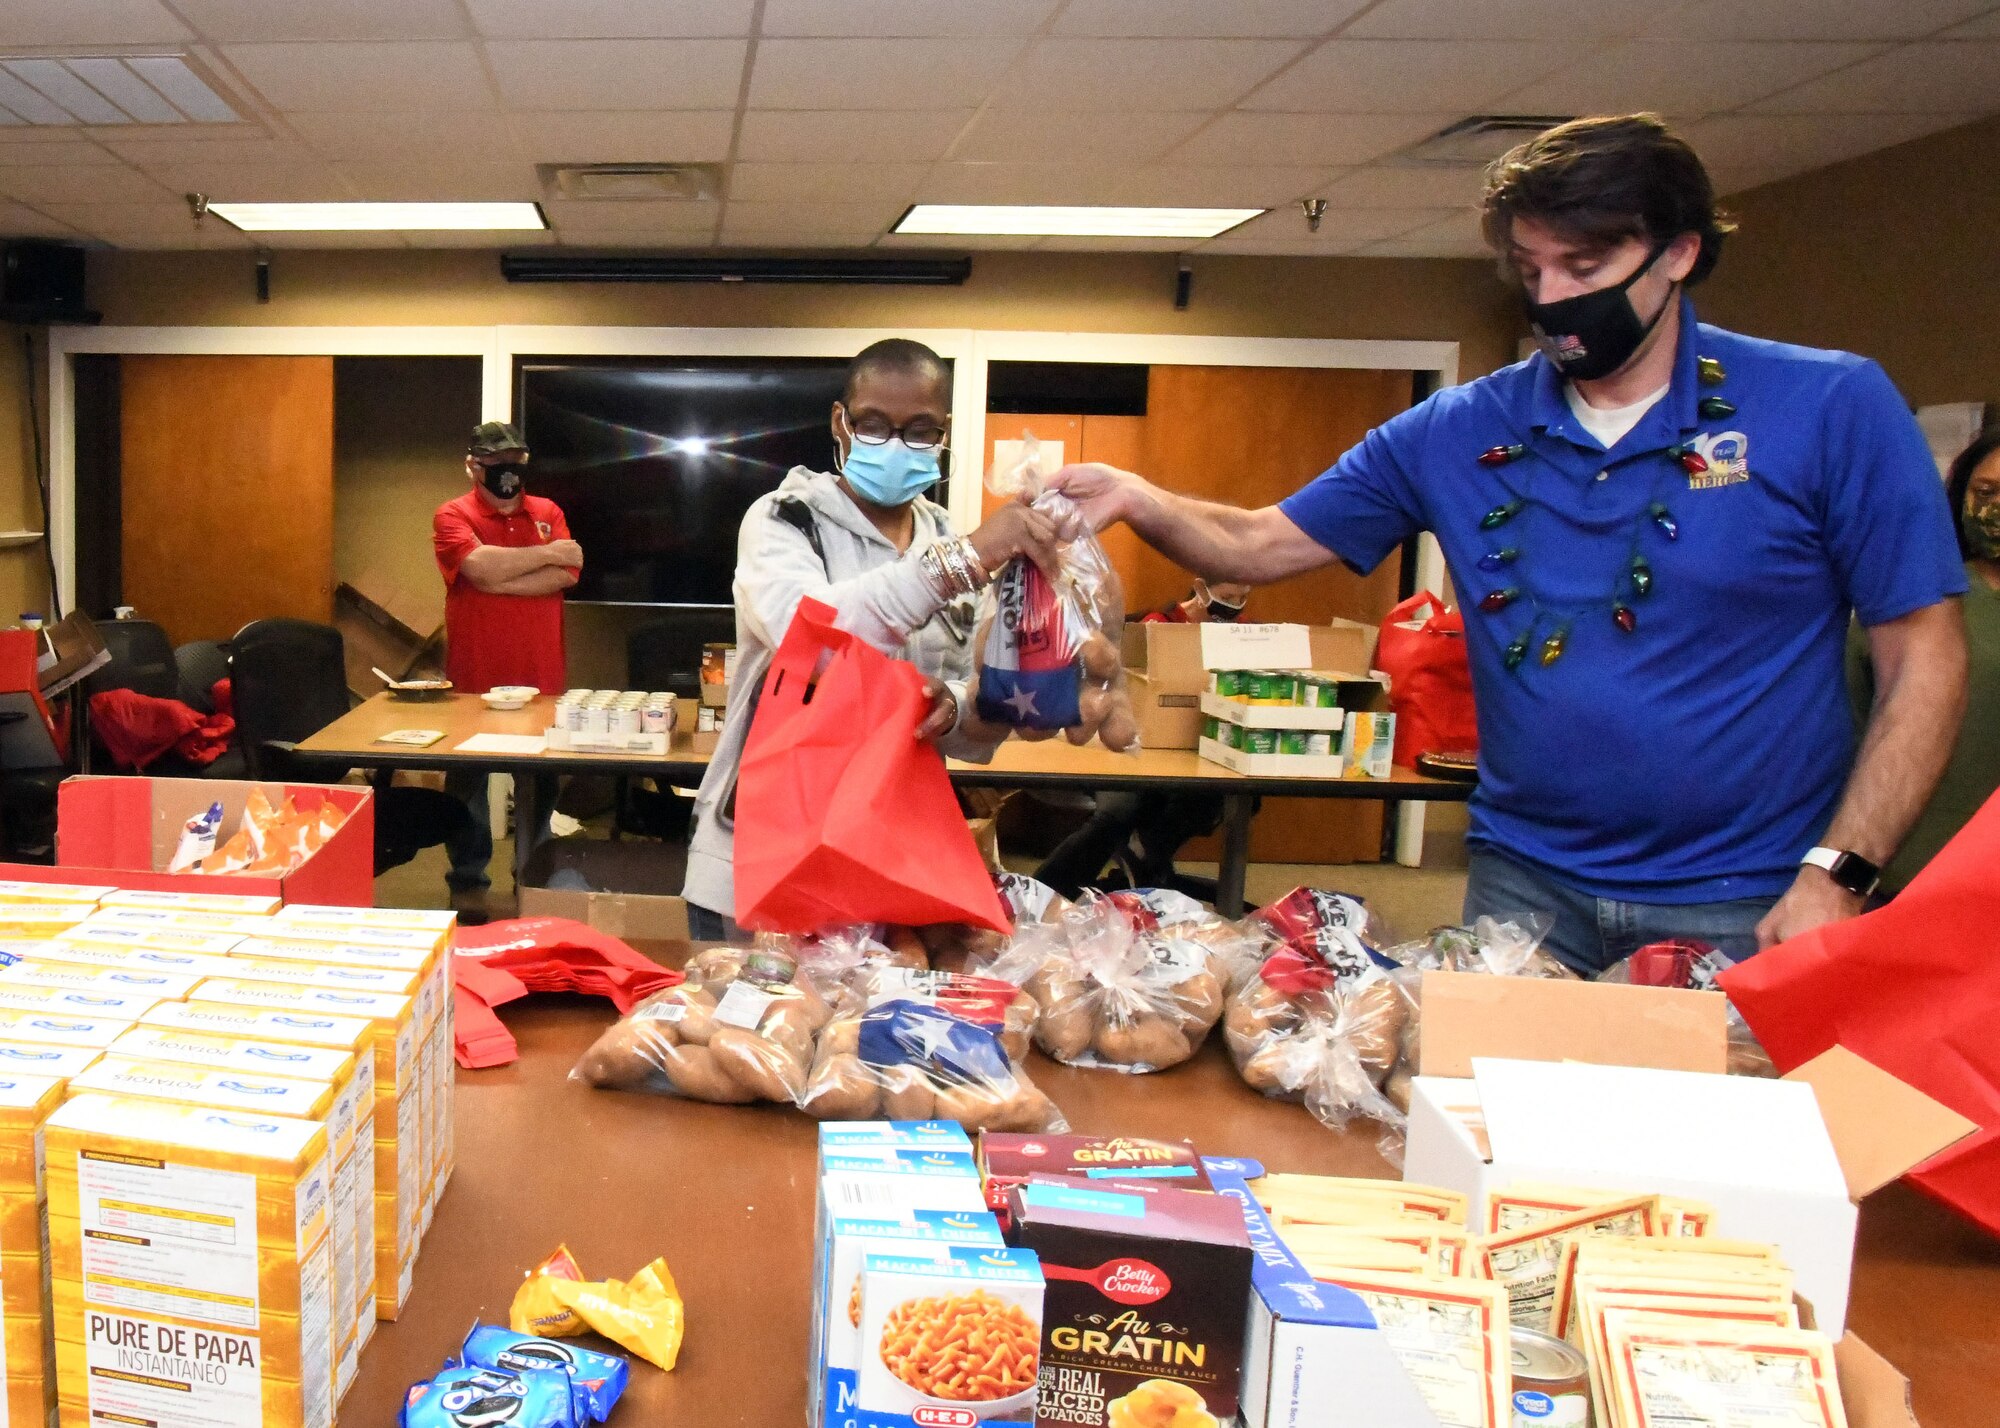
top-left (1375, 591), bottom-right (1479, 766)
top-left (733, 597), bottom-right (1009, 934)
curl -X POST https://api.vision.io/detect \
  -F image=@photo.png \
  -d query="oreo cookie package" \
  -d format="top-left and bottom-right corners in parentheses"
top-left (461, 1324), bottom-right (631, 1422)
top-left (401, 1363), bottom-right (583, 1428)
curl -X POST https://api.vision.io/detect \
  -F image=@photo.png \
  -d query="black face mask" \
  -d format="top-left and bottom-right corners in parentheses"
top-left (1523, 240), bottom-right (1674, 382)
top-left (479, 461), bottom-right (526, 501)
top-left (1206, 598), bottom-right (1245, 623)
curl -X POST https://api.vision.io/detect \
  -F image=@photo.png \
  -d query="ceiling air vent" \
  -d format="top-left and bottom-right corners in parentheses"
top-left (1390, 116), bottom-right (1574, 168)
top-left (541, 163), bottom-right (723, 202)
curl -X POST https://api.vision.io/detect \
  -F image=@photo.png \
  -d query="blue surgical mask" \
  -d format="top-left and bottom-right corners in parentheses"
top-left (840, 437), bottom-right (940, 508)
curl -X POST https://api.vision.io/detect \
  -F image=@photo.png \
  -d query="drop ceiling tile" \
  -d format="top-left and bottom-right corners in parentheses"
top-left (992, 38), bottom-right (1305, 110)
top-left (723, 198), bottom-right (907, 232)
top-left (467, 0), bottom-right (754, 38)
top-left (256, 230), bottom-right (410, 248)
top-left (1496, 40), bottom-right (1885, 119)
top-left (1747, 41), bottom-right (2000, 112)
top-left (41, 199), bottom-right (212, 233)
top-left (94, 228), bottom-right (257, 249)
top-left (542, 197), bottom-right (720, 231)
top-left (1113, 164), bottom-right (1338, 207)
top-left (728, 162), bottom-right (928, 203)
top-left (951, 109), bottom-right (1211, 164)
top-left (334, 162), bottom-right (543, 201)
top-left (556, 230), bottom-right (717, 248)
top-left (1167, 111), bottom-right (1453, 167)
top-left (406, 228), bottom-right (557, 247)
top-left (714, 235), bottom-right (880, 250)
top-left (1941, 10), bottom-right (2000, 36)
top-left (0, 139), bottom-right (123, 167)
top-left (288, 110), bottom-right (523, 161)
top-left (0, 0), bottom-right (190, 45)
top-left (1200, 205), bottom-right (1445, 250)
top-left (509, 111), bottom-right (736, 164)
top-left (1348, 0), bottom-right (1662, 39)
top-left (0, 199), bottom-right (80, 237)
top-left (737, 110), bottom-right (973, 162)
top-left (1641, 0), bottom-right (1992, 40)
top-left (1244, 39), bottom-right (1585, 113)
top-left (914, 162), bottom-right (1135, 204)
top-left (1035, 235), bottom-right (1201, 250)
top-left (1355, 210), bottom-right (1491, 257)
top-left (1317, 164), bottom-right (1486, 208)
top-left (1054, 0), bottom-right (1370, 37)
top-left (748, 38), bottom-right (1027, 109)
top-left (97, 135), bottom-right (311, 165)
top-left (484, 40), bottom-right (749, 111)
top-left (1676, 111), bottom-right (1976, 173)
top-left (136, 160), bottom-right (353, 202)
top-left (169, 0), bottom-right (469, 41)
top-left (760, 0), bottom-right (1059, 34)
top-left (220, 42), bottom-right (496, 111)
top-left (0, 164), bottom-right (167, 204)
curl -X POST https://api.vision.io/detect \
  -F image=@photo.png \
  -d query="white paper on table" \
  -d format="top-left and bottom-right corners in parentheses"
top-left (452, 733), bottom-right (548, 755)
top-left (1200, 621), bottom-right (1314, 671)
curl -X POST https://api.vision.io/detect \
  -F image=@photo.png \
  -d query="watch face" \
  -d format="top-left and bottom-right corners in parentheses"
top-left (1829, 852), bottom-right (1880, 895)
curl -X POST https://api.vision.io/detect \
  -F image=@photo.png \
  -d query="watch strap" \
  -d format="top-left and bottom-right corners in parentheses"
top-left (1803, 845), bottom-right (1880, 897)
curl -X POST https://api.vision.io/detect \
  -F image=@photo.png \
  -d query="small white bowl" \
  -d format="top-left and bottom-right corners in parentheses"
top-left (481, 686), bottom-right (539, 711)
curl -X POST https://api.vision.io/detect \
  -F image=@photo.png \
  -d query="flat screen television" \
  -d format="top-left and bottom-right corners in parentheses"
top-left (518, 356), bottom-right (938, 606)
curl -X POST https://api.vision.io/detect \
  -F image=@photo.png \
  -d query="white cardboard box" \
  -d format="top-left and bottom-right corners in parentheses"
top-left (1409, 1058), bottom-right (1866, 1337)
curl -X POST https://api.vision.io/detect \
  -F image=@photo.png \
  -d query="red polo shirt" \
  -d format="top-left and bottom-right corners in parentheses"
top-left (432, 490), bottom-right (573, 695)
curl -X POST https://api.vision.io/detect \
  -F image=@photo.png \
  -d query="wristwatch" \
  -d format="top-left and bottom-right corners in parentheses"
top-left (1801, 846), bottom-right (1881, 898)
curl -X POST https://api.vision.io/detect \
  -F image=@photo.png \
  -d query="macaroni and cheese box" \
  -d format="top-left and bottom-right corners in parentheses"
top-left (853, 1245), bottom-right (1045, 1427)
top-left (0, 1008), bottom-right (132, 1051)
top-left (1009, 1179), bottom-right (1255, 1427)
top-left (0, 1074), bottom-right (64, 1428)
top-left (185, 980), bottom-right (421, 1321)
top-left (0, 905), bottom-right (92, 938)
top-left (139, 1002), bottom-right (383, 1351)
top-left (47, 1093), bottom-right (334, 1428)
top-left (0, 959), bottom-right (201, 1001)
top-left (818, 1209), bottom-right (1006, 1428)
top-left (0, 881), bottom-right (113, 907)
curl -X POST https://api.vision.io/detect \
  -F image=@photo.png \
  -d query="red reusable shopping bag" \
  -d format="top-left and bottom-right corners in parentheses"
top-left (732, 597), bottom-right (1009, 934)
top-left (1719, 790), bottom-right (2000, 1235)
top-left (1374, 591), bottom-right (1479, 766)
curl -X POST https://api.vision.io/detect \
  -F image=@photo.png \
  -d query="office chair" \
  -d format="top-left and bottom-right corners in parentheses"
top-left (614, 608), bottom-right (735, 840)
top-left (80, 618), bottom-right (241, 779)
top-left (230, 617), bottom-right (470, 874)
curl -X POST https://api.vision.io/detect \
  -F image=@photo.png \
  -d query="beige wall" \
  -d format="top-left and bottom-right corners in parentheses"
top-left (332, 356), bottom-right (481, 629)
top-left (1700, 113), bottom-right (2000, 413)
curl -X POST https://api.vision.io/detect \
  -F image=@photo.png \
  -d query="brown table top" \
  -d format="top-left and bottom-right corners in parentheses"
top-left (343, 943), bottom-right (1996, 1428)
top-left (296, 693), bottom-right (1471, 800)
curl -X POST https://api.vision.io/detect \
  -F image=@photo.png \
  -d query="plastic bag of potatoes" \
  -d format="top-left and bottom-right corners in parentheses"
top-left (988, 893), bottom-right (1230, 1073)
top-left (920, 873), bottom-right (1072, 976)
top-left (973, 433), bottom-right (1139, 752)
top-left (572, 944), bottom-right (835, 1104)
top-left (801, 966), bottom-right (1063, 1132)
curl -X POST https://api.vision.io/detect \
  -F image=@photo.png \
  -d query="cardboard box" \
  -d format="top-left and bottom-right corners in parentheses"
top-left (853, 1245), bottom-right (1045, 1428)
top-left (977, 1133), bottom-right (1213, 1225)
top-left (334, 578), bottom-right (443, 702)
top-left (518, 837), bottom-right (692, 940)
top-left (0, 777), bottom-right (374, 909)
top-left (1123, 618), bottom-right (1374, 750)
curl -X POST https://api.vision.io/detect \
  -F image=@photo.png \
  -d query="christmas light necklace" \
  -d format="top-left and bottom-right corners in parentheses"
top-left (1475, 357), bottom-right (1735, 671)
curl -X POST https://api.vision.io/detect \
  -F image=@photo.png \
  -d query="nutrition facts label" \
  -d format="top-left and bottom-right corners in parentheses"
top-left (77, 1151), bottom-right (261, 1330)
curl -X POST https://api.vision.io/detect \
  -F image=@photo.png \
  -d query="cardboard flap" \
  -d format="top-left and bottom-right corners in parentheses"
top-left (1784, 1044), bottom-right (1977, 1199)
top-left (1833, 1333), bottom-right (1918, 1428)
top-left (1417, 971), bottom-right (1728, 1078)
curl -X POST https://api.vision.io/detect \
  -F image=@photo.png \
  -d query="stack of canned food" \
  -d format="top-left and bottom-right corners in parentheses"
top-left (1204, 669), bottom-right (1342, 757)
top-left (554, 688), bottom-right (676, 737)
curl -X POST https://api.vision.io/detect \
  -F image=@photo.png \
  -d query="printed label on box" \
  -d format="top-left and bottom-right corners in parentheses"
top-left (84, 1309), bottom-right (266, 1428)
top-left (78, 1152), bottom-right (261, 1329)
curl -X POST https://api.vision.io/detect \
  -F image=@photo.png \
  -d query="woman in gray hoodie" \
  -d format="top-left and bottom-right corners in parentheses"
top-left (683, 339), bottom-right (1063, 940)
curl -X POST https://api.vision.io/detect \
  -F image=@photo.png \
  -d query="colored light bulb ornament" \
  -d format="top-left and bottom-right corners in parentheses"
top-left (1477, 547), bottom-right (1519, 571)
top-left (1540, 625), bottom-right (1570, 666)
top-left (1613, 604), bottom-right (1637, 634)
top-left (1698, 396), bottom-right (1736, 419)
top-left (1480, 586), bottom-right (1520, 613)
top-left (1697, 356), bottom-right (1727, 386)
top-left (1481, 498), bottom-right (1525, 530)
top-left (1505, 633), bottom-right (1531, 671)
top-left (1630, 555), bottom-right (1654, 598)
top-left (1650, 502), bottom-right (1679, 540)
top-left (1478, 443), bottom-right (1527, 466)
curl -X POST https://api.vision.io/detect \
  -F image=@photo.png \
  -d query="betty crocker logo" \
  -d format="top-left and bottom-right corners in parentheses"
top-left (1096, 1258), bottom-right (1170, 1305)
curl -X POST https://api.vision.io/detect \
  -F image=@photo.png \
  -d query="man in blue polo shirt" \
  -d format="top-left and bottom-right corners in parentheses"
top-left (1051, 114), bottom-right (1968, 974)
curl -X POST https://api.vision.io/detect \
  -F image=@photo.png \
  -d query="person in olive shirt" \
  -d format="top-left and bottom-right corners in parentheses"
top-left (1850, 425), bottom-right (2000, 890)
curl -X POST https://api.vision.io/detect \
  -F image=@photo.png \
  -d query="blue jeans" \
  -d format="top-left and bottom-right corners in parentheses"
top-left (1463, 847), bottom-right (1779, 977)
top-left (685, 903), bottom-right (746, 943)
top-left (443, 770), bottom-right (559, 892)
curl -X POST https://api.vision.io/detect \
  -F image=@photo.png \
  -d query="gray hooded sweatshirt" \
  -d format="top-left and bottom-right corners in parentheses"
top-left (683, 466), bottom-right (997, 919)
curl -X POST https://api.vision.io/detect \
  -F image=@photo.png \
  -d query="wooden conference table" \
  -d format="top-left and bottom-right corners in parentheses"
top-left (341, 943), bottom-right (2000, 1428)
top-left (295, 693), bottom-right (1472, 915)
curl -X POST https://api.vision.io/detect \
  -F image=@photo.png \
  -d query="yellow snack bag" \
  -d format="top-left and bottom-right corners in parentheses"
top-left (512, 1248), bottom-right (685, 1371)
top-left (510, 1245), bottom-right (588, 1338)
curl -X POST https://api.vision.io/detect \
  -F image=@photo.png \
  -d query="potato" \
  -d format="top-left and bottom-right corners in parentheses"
top-left (1239, 1042), bottom-right (1297, 1096)
top-left (1066, 686), bottom-right (1112, 746)
top-left (658, 1043), bottom-right (757, 1104)
top-left (818, 1015), bottom-right (861, 1060)
top-left (574, 1022), bottom-right (656, 1091)
top-left (684, 947), bottom-right (742, 995)
top-left (761, 999), bottom-right (820, 1062)
top-left (708, 1027), bottom-right (806, 1102)
top-left (1000, 991), bottom-right (1038, 1062)
top-left (1034, 1000), bottom-right (1096, 1062)
top-left (1346, 980), bottom-right (1408, 1074)
top-left (934, 1081), bottom-right (1008, 1131)
top-left (1078, 633), bottom-right (1121, 682)
top-left (1224, 984), bottom-right (1294, 1047)
top-left (803, 1053), bottom-right (881, 1120)
top-left (1094, 1017), bottom-right (1193, 1070)
top-left (1025, 962), bottom-right (1089, 1011)
top-left (649, 986), bottom-right (716, 1047)
top-left (1098, 700), bottom-right (1139, 753)
top-left (1382, 1063), bottom-right (1414, 1114)
top-left (1171, 970), bottom-right (1225, 1029)
top-left (880, 1066), bottom-right (936, 1120)
top-left (919, 924), bottom-right (1005, 975)
top-left (991, 1083), bottom-right (1057, 1133)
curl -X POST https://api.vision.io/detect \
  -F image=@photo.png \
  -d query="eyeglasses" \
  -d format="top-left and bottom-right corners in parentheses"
top-left (840, 406), bottom-right (948, 452)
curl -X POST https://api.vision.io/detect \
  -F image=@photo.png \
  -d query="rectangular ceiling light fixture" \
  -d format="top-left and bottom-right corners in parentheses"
top-left (893, 204), bottom-right (1262, 239)
top-left (0, 55), bottom-right (240, 124)
top-left (210, 201), bottom-right (549, 232)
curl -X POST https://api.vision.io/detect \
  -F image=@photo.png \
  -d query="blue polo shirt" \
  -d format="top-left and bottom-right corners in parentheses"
top-left (1281, 297), bottom-right (1966, 903)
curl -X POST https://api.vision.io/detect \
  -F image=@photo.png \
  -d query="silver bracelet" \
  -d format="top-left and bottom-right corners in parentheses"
top-left (920, 538), bottom-right (989, 600)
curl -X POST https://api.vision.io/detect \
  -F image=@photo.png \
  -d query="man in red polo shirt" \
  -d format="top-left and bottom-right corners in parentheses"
top-left (432, 420), bottom-right (580, 912)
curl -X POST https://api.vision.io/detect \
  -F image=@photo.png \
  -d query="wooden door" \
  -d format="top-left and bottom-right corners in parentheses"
top-left (120, 355), bottom-right (335, 644)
